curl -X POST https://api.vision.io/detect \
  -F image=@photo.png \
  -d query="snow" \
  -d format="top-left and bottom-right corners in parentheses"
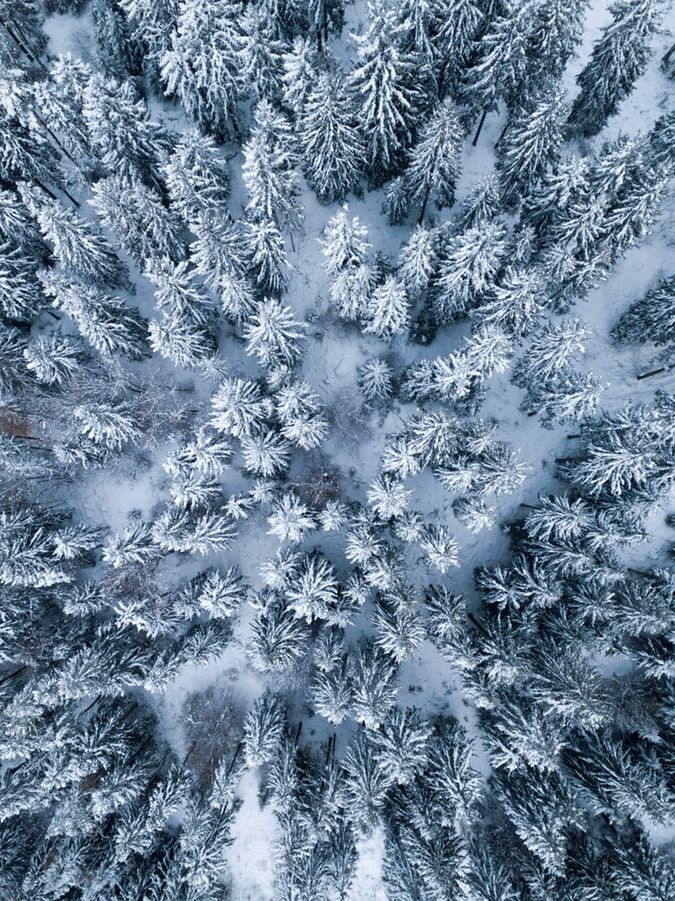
top-left (28, 0), bottom-right (675, 895)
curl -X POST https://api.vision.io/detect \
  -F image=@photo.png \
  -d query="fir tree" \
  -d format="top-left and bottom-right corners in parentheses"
top-left (433, 221), bottom-right (507, 323)
top-left (242, 101), bottom-right (302, 232)
top-left (364, 275), bottom-right (410, 340)
top-left (568, 0), bottom-right (662, 138)
top-left (249, 593), bottom-right (309, 672)
top-left (397, 223), bottom-right (436, 297)
top-left (160, 0), bottom-right (243, 140)
top-left (299, 69), bottom-right (364, 203)
top-left (244, 218), bottom-right (288, 295)
top-left (612, 276), bottom-right (675, 348)
top-left (41, 272), bottom-right (148, 359)
top-left (349, 1), bottom-right (424, 180)
top-left (243, 297), bottom-right (303, 367)
top-left (83, 75), bottom-right (172, 188)
top-left (496, 86), bottom-right (566, 209)
top-left (349, 639), bottom-right (398, 729)
top-left (434, 0), bottom-right (485, 91)
top-left (281, 36), bottom-right (317, 118)
top-left (163, 128), bottom-right (230, 225)
top-left (90, 175), bottom-right (186, 266)
top-left (239, 8), bottom-right (285, 103)
top-left (24, 190), bottom-right (131, 292)
top-left (473, 266), bottom-right (546, 337)
top-left (243, 692), bottom-right (285, 767)
top-left (404, 97), bottom-right (464, 222)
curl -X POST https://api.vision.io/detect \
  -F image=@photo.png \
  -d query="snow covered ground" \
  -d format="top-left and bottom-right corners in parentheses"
top-left (36, 2), bottom-right (675, 897)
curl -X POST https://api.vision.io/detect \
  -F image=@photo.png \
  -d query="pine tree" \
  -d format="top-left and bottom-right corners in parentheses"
top-left (149, 310), bottom-right (217, 368)
top-left (82, 75), bottom-right (172, 188)
top-left (525, 0), bottom-right (589, 88)
top-left (456, 174), bottom-right (502, 231)
top-left (299, 69), bottom-right (364, 203)
top-left (397, 223), bottom-right (436, 297)
top-left (244, 298), bottom-right (303, 367)
top-left (496, 86), bottom-right (566, 209)
top-left (513, 317), bottom-right (589, 388)
top-left (241, 429), bottom-right (291, 477)
top-left (239, 8), bottom-right (285, 102)
top-left (364, 275), bottom-right (410, 340)
top-left (276, 380), bottom-right (328, 450)
top-left (568, 0), bottom-right (662, 138)
top-left (382, 174), bottom-right (410, 225)
top-left (32, 54), bottom-right (96, 168)
top-left (92, 0), bottom-right (141, 78)
top-left (145, 256), bottom-right (214, 327)
top-left (210, 376), bottom-right (270, 438)
top-left (349, 1), bottom-right (424, 180)
top-left (41, 272), bottom-right (149, 359)
top-left (348, 639), bottom-right (398, 729)
top-left (473, 266), bottom-right (546, 337)
top-left (242, 101), bottom-right (302, 232)
top-left (341, 732), bottom-right (393, 828)
top-left (267, 492), bottom-right (315, 542)
top-left (434, 0), bottom-right (485, 91)
top-left (433, 221), bottom-right (507, 323)
top-left (0, 112), bottom-right (66, 202)
top-left (244, 218), bottom-right (288, 295)
top-left (74, 402), bottom-right (142, 451)
top-left (375, 707), bottom-right (431, 784)
top-left (119, 0), bottom-right (179, 84)
top-left (281, 36), bottom-right (317, 118)
top-left (321, 206), bottom-right (371, 275)
top-left (22, 333), bottom-right (82, 386)
top-left (160, 0), bottom-right (243, 140)
top-left (611, 276), bottom-right (675, 348)
top-left (524, 369), bottom-right (604, 427)
top-left (308, 0), bottom-right (345, 51)
top-left (243, 692), bottom-right (285, 767)
top-left (404, 97), bottom-right (464, 222)
top-left (461, 1), bottom-right (536, 143)
top-left (358, 358), bottom-right (393, 400)
top-left (285, 553), bottom-right (338, 621)
top-left (163, 128), bottom-right (230, 225)
top-left (565, 731), bottom-right (673, 824)
top-left (249, 592), bottom-right (309, 671)
top-left (23, 190), bottom-right (131, 292)
top-left (420, 524), bottom-right (460, 573)
top-left (495, 767), bottom-right (584, 876)
top-left (373, 595), bottom-right (425, 662)
top-left (89, 175), bottom-right (186, 266)
top-left (0, 245), bottom-right (46, 322)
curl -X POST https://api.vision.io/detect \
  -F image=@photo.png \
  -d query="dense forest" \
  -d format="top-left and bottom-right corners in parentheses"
top-left (0, 0), bottom-right (673, 898)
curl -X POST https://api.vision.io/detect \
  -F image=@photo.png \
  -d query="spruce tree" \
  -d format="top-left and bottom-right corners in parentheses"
top-left (404, 97), bottom-right (464, 222)
top-left (160, 0), bottom-right (243, 140)
top-left (611, 276), bottom-right (675, 348)
top-left (568, 0), bottom-right (662, 138)
top-left (163, 128), bottom-right (230, 225)
top-left (299, 69), bottom-right (364, 203)
top-left (496, 86), bottom-right (566, 209)
top-left (349, 1), bottom-right (424, 180)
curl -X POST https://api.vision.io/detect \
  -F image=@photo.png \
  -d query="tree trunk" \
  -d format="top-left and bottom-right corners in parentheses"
top-left (637, 365), bottom-right (672, 380)
top-left (467, 611), bottom-right (489, 637)
top-left (495, 122), bottom-right (510, 148)
top-left (662, 41), bottom-right (675, 66)
top-left (472, 109), bottom-right (488, 147)
top-left (0, 665), bottom-right (27, 686)
top-left (417, 186), bottom-right (431, 224)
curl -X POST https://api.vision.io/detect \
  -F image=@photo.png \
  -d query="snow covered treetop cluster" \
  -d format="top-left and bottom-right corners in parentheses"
top-left (0, 0), bottom-right (673, 897)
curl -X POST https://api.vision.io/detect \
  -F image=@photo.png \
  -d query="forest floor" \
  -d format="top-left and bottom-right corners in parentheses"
top-left (41, 2), bottom-right (675, 897)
